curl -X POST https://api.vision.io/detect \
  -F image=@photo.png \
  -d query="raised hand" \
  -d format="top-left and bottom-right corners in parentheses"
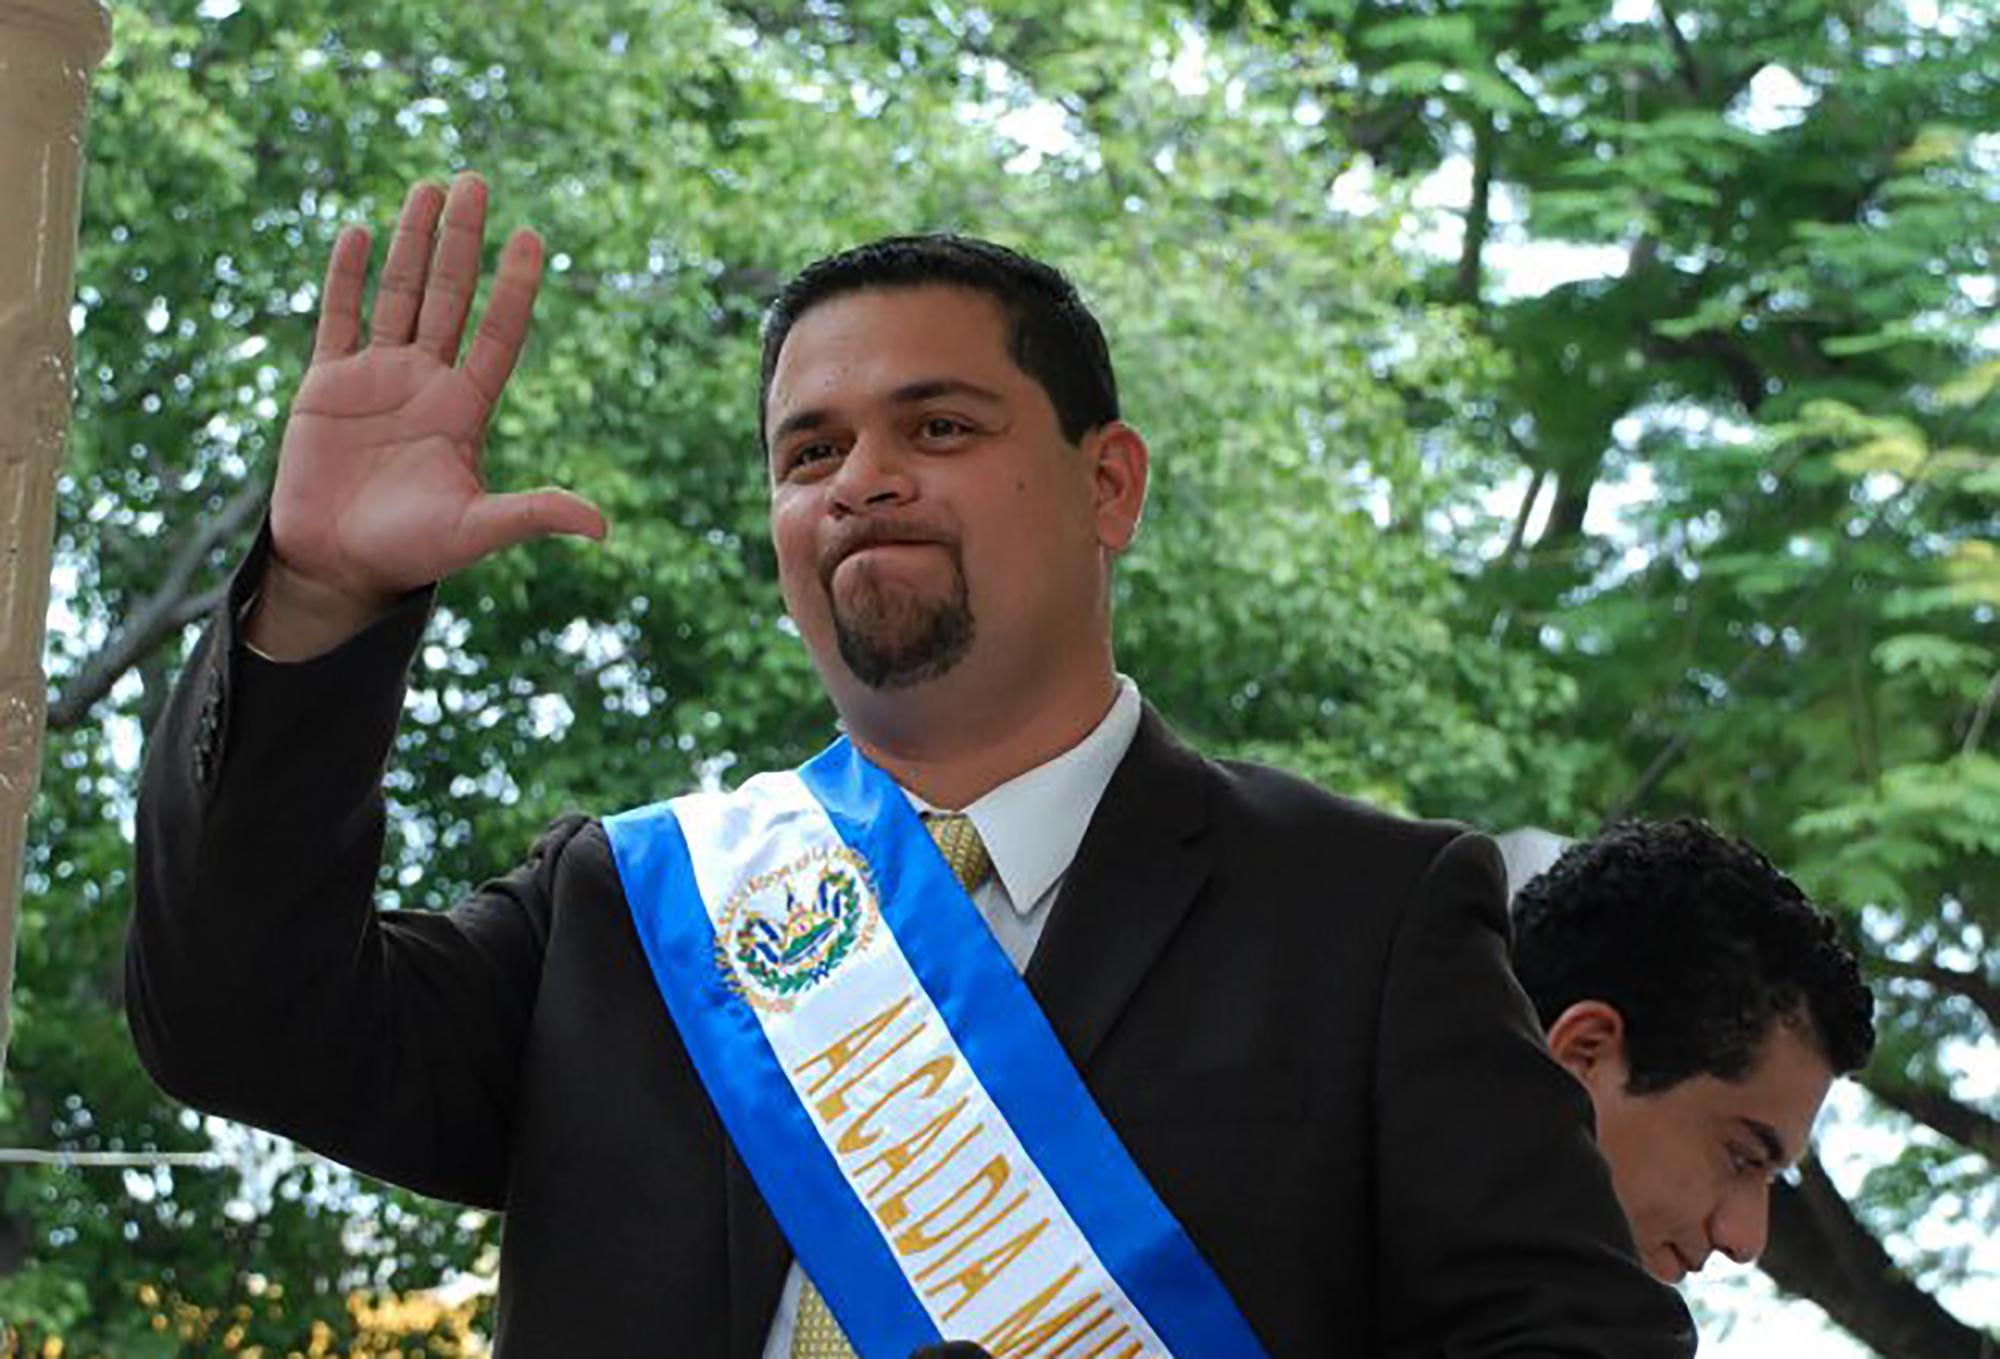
top-left (252, 174), bottom-right (605, 658)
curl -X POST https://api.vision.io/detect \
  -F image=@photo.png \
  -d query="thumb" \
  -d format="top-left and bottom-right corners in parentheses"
top-left (454, 487), bottom-right (608, 563)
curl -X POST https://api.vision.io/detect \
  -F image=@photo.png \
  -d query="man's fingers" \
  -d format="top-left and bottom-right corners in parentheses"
top-left (368, 180), bottom-right (447, 347)
top-left (414, 172), bottom-right (489, 364)
top-left (455, 488), bottom-right (608, 563)
top-left (463, 229), bottom-right (545, 408)
top-left (311, 226), bottom-right (373, 364)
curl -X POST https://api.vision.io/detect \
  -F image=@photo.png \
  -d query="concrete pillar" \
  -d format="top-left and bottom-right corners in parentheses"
top-left (0, 0), bottom-right (111, 1087)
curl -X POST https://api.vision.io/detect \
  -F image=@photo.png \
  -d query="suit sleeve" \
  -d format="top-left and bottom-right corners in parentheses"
top-left (1372, 831), bottom-right (1696, 1359)
top-left (125, 527), bottom-right (573, 1209)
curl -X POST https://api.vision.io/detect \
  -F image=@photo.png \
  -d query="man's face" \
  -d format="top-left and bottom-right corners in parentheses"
top-left (1562, 1011), bottom-right (1835, 1283)
top-left (763, 285), bottom-right (1132, 702)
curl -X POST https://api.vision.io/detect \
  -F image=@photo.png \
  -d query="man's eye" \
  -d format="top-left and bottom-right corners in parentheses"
top-left (920, 416), bottom-right (972, 440)
top-left (1727, 1144), bottom-right (1768, 1177)
top-left (788, 442), bottom-right (837, 471)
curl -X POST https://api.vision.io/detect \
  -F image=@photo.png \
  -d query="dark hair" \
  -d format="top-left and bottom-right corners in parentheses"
top-left (1511, 817), bottom-right (1874, 1095)
top-left (758, 233), bottom-right (1119, 450)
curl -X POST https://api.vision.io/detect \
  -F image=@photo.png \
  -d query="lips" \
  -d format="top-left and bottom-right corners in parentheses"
top-left (820, 521), bottom-right (955, 588)
top-left (830, 540), bottom-right (946, 585)
top-left (1663, 1242), bottom-right (1704, 1281)
top-left (846, 540), bottom-right (939, 559)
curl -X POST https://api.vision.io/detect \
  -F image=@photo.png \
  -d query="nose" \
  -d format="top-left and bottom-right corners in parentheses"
top-left (829, 429), bottom-right (916, 515)
top-left (1710, 1182), bottom-right (1771, 1265)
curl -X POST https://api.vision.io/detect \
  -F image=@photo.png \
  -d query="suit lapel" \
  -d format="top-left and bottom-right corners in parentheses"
top-left (1025, 706), bottom-right (1214, 1069)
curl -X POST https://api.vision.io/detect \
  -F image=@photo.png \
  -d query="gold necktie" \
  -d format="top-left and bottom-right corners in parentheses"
top-left (789, 812), bottom-right (992, 1358)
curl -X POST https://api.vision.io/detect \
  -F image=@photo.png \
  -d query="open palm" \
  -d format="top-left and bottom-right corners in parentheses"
top-left (272, 175), bottom-right (603, 611)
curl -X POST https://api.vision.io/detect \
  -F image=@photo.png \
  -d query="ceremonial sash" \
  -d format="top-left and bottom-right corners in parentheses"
top-left (604, 737), bottom-right (1268, 1359)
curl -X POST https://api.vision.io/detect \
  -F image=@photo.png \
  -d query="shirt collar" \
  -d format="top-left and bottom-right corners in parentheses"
top-left (904, 677), bottom-right (1143, 916)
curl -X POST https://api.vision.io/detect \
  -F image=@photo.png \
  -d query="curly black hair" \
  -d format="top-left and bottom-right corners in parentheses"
top-left (1511, 818), bottom-right (1875, 1095)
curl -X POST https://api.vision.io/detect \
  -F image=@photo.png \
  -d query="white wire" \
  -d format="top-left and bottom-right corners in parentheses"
top-left (0, 1148), bottom-right (233, 1168)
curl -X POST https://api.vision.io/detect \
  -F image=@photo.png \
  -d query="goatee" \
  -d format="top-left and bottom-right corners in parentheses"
top-left (832, 560), bottom-right (975, 690)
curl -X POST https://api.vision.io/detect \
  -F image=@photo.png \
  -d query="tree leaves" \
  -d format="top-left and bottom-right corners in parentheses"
top-left (1197, 0), bottom-right (2000, 1347)
top-left (15, 2), bottom-right (1998, 1354)
top-left (14, 1), bottom-right (1566, 1352)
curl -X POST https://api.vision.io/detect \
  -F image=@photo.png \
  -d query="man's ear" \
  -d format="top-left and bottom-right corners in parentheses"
top-left (1545, 1000), bottom-right (1629, 1091)
top-left (1083, 420), bottom-right (1149, 554)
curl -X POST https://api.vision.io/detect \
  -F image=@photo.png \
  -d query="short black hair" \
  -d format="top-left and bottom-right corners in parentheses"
top-left (758, 233), bottom-right (1119, 451)
top-left (1511, 818), bottom-right (1875, 1095)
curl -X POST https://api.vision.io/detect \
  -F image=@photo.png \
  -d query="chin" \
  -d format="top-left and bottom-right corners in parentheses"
top-left (828, 582), bottom-right (975, 692)
top-left (833, 617), bottom-right (975, 692)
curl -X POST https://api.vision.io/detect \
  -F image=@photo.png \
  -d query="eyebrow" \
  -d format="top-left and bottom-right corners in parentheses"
top-left (888, 378), bottom-right (1007, 407)
top-left (1741, 1117), bottom-right (1790, 1167)
top-left (769, 378), bottom-right (1008, 447)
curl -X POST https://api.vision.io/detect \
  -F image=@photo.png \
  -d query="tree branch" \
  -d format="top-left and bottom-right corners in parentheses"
top-left (1872, 957), bottom-right (2000, 1033)
top-left (1603, 453), bottom-right (1926, 820)
top-left (1603, 569), bottom-right (1841, 822)
top-left (0, 1207), bottom-right (24, 1277)
top-left (1655, 0), bottom-right (1706, 101)
top-left (47, 480), bottom-right (264, 730)
top-left (1502, 466), bottom-right (1546, 566)
top-left (1844, 604), bottom-right (1882, 784)
top-left (1964, 666), bottom-right (2000, 756)
top-left (1642, 327), bottom-right (1772, 414)
top-left (1342, 97), bottom-right (1426, 161)
top-left (1859, 1075), bottom-right (2000, 1162)
top-left (1454, 110), bottom-right (1497, 306)
top-left (1762, 1157), bottom-right (1993, 1359)
top-left (1533, 451), bottom-right (1608, 553)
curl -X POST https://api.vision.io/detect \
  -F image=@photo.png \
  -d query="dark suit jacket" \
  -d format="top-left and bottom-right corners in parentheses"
top-left (128, 540), bottom-right (1694, 1358)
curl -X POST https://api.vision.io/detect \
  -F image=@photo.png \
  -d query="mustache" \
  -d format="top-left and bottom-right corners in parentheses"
top-left (818, 518), bottom-right (959, 583)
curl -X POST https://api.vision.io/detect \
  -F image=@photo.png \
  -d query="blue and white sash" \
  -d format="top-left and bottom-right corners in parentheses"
top-left (604, 738), bottom-right (1268, 1359)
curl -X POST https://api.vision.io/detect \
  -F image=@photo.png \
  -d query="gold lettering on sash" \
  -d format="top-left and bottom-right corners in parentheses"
top-left (913, 1189), bottom-right (1030, 1283)
top-left (892, 1153), bottom-right (1009, 1254)
top-left (793, 992), bottom-right (918, 1117)
top-left (873, 1123), bottom-right (983, 1228)
top-left (853, 1098), bottom-right (970, 1198)
top-left (816, 1020), bottom-right (931, 1125)
top-left (931, 1215), bottom-right (1052, 1321)
top-left (1036, 1306), bottom-right (1118, 1358)
top-left (834, 1054), bottom-right (955, 1154)
top-left (815, 1018), bottom-right (931, 1125)
top-left (778, 931), bottom-right (1165, 1352)
top-left (976, 1266), bottom-right (1091, 1357)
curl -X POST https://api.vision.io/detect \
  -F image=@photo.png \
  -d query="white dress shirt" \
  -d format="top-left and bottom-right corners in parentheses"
top-left (759, 677), bottom-right (1144, 1358)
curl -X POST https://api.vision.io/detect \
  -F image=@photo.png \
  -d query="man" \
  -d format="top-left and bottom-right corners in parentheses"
top-left (1511, 818), bottom-right (1876, 1285)
top-left (128, 173), bottom-right (1693, 1357)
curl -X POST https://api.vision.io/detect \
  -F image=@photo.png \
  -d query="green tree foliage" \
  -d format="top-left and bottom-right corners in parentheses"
top-left (13, 1), bottom-right (1995, 1354)
top-left (6, 0), bottom-right (1577, 1352)
top-left (1188, 0), bottom-right (1999, 1353)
